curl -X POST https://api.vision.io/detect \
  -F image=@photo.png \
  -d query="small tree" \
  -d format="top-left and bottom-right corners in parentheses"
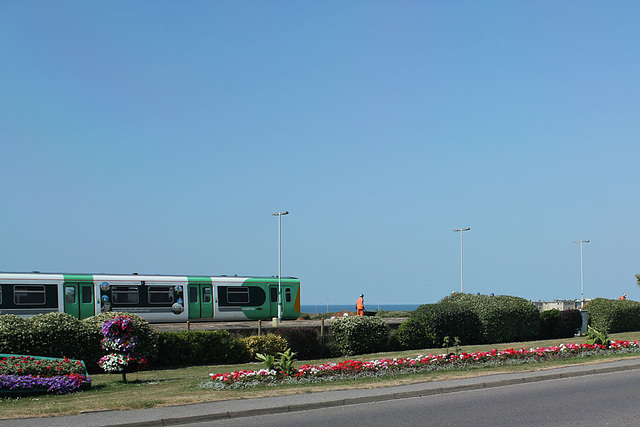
top-left (98, 316), bottom-right (147, 383)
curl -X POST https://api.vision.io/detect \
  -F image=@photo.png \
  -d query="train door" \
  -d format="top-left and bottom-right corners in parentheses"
top-left (188, 284), bottom-right (213, 319)
top-left (269, 284), bottom-right (279, 318)
top-left (63, 282), bottom-right (95, 319)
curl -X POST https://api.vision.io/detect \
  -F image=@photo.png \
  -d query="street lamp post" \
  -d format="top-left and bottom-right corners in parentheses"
top-left (453, 227), bottom-right (470, 293)
top-left (573, 240), bottom-right (589, 308)
top-left (272, 211), bottom-right (289, 322)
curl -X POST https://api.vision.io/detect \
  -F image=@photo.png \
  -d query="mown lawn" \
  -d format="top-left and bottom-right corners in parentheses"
top-left (2, 331), bottom-right (639, 420)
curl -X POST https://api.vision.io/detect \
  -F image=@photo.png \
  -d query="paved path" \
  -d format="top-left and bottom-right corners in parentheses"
top-left (3, 358), bottom-right (640, 427)
top-left (149, 317), bottom-right (406, 332)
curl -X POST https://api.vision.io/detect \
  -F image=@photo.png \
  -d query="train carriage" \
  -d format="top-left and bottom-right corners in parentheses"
top-left (0, 272), bottom-right (300, 322)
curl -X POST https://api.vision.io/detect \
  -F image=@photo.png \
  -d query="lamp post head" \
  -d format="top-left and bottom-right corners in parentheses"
top-left (272, 211), bottom-right (289, 216)
top-left (453, 227), bottom-right (470, 232)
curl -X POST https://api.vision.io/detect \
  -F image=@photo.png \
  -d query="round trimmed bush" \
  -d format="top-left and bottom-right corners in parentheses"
top-left (0, 314), bottom-right (31, 355)
top-left (392, 317), bottom-right (435, 350)
top-left (587, 298), bottom-right (640, 333)
top-left (330, 316), bottom-right (389, 356)
top-left (241, 334), bottom-right (289, 360)
top-left (26, 312), bottom-right (91, 360)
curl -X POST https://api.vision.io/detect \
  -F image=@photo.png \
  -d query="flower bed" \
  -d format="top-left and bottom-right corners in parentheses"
top-left (0, 354), bottom-right (91, 395)
top-left (205, 340), bottom-right (639, 389)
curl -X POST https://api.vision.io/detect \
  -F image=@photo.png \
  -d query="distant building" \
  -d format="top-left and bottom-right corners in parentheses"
top-left (530, 299), bottom-right (586, 312)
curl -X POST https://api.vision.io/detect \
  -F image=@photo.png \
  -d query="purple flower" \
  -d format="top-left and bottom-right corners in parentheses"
top-left (0, 374), bottom-right (91, 394)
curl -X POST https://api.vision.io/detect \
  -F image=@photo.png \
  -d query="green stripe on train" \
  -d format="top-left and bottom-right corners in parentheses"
top-left (63, 274), bottom-right (94, 282)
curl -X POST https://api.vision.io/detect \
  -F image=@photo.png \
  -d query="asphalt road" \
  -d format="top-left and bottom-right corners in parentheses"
top-left (195, 368), bottom-right (640, 427)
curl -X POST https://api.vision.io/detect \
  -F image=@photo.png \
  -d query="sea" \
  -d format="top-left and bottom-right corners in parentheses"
top-left (300, 304), bottom-right (420, 314)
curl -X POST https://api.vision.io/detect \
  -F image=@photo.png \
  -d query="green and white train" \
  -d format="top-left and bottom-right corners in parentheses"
top-left (0, 272), bottom-right (300, 322)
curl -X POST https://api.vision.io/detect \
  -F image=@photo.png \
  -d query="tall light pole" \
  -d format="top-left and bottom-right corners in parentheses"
top-left (573, 240), bottom-right (589, 308)
top-left (453, 227), bottom-right (470, 293)
top-left (272, 211), bottom-right (289, 322)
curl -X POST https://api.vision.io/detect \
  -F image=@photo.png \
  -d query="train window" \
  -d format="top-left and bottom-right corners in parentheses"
top-left (270, 287), bottom-right (278, 303)
top-left (227, 287), bottom-right (249, 304)
top-left (65, 286), bottom-right (76, 304)
top-left (189, 286), bottom-right (198, 303)
top-left (285, 288), bottom-right (292, 303)
top-left (202, 287), bottom-right (212, 303)
top-left (14, 285), bottom-right (46, 305)
top-left (148, 287), bottom-right (174, 304)
top-left (82, 286), bottom-right (92, 304)
top-left (112, 286), bottom-right (139, 304)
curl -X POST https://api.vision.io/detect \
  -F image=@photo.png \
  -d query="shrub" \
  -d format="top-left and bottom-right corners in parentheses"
top-left (539, 309), bottom-right (562, 339)
top-left (330, 316), bottom-right (389, 356)
top-left (241, 334), bottom-right (289, 360)
top-left (416, 302), bottom-right (483, 346)
top-left (560, 309), bottom-right (583, 337)
top-left (275, 328), bottom-right (328, 360)
top-left (587, 298), bottom-right (640, 333)
top-left (156, 331), bottom-right (250, 366)
top-left (27, 313), bottom-right (92, 360)
top-left (392, 317), bottom-right (435, 350)
top-left (0, 315), bottom-right (30, 354)
top-left (439, 294), bottom-right (540, 343)
top-left (0, 313), bottom-right (92, 361)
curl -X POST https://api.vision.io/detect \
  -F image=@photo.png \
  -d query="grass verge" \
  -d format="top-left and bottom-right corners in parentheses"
top-left (2, 331), bottom-right (640, 420)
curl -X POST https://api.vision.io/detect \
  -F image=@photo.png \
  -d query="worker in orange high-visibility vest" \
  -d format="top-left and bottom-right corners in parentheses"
top-left (356, 294), bottom-right (365, 316)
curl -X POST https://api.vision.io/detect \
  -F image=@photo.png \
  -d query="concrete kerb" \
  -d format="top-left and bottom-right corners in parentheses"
top-left (6, 358), bottom-right (640, 427)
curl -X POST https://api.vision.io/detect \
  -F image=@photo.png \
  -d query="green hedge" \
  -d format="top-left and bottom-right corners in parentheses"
top-left (395, 293), bottom-right (541, 349)
top-left (0, 313), bottom-right (93, 361)
top-left (156, 330), bottom-right (249, 366)
top-left (539, 309), bottom-right (563, 339)
top-left (391, 317), bottom-right (435, 350)
top-left (412, 302), bottom-right (483, 346)
top-left (561, 309), bottom-right (583, 337)
top-left (0, 312), bottom-right (159, 373)
top-left (275, 328), bottom-right (329, 360)
top-left (439, 294), bottom-right (540, 344)
top-left (539, 309), bottom-right (582, 339)
top-left (587, 298), bottom-right (640, 333)
top-left (330, 316), bottom-right (389, 356)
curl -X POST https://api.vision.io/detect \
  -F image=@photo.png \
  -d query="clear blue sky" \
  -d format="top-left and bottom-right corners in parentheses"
top-left (2, 1), bottom-right (639, 305)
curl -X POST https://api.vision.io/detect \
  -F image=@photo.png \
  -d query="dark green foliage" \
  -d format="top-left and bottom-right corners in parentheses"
top-left (392, 317), bottom-right (435, 350)
top-left (539, 309), bottom-right (563, 339)
top-left (540, 309), bottom-right (583, 339)
top-left (587, 298), bottom-right (640, 333)
top-left (156, 330), bottom-right (250, 366)
top-left (275, 328), bottom-right (328, 360)
top-left (560, 309), bottom-right (583, 337)
top-left (330, 316), bottom-right (389, 356)
top-left (439, 293), bottom-right (540, 343)
top-left (399, 294), bottom-right (541, 348)
top-left (414, 302), bottom-right (483, 346)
